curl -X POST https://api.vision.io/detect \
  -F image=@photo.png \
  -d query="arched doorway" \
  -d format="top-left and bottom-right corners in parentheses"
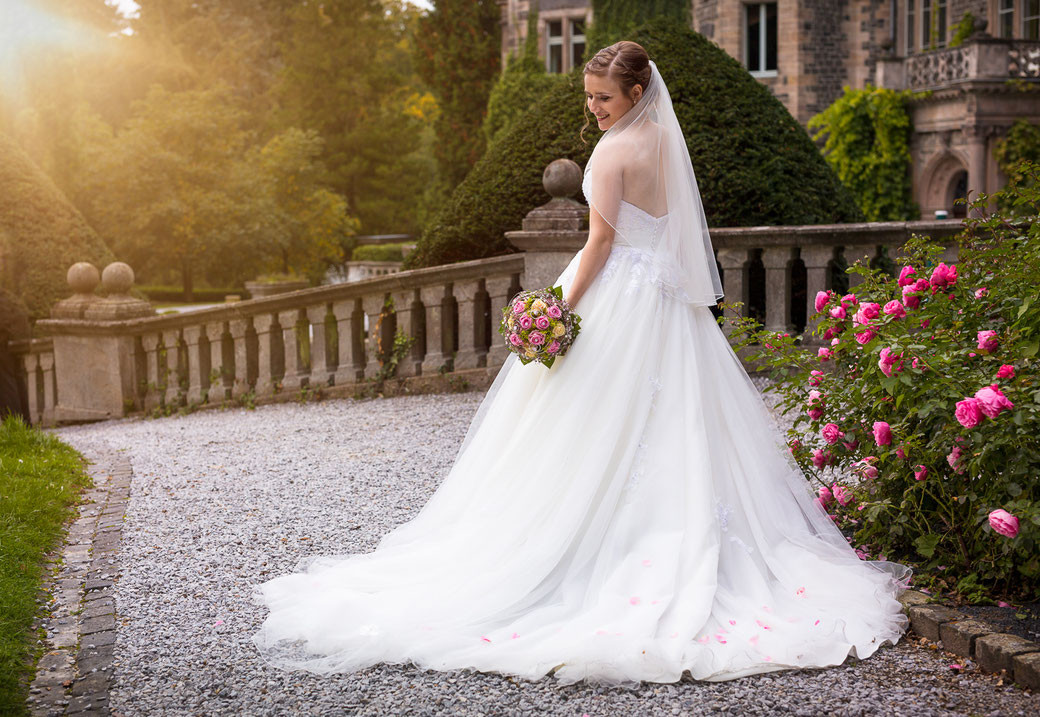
top-left (949, 170), bottom-right (969, 217)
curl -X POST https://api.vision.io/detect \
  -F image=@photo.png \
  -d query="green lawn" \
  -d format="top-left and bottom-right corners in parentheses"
top-left (0, 416), bottom-right (92, 714)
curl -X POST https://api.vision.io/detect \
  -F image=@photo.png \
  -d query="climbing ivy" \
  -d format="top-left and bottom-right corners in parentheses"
top-left (808, 84), bottom-right (922, 222)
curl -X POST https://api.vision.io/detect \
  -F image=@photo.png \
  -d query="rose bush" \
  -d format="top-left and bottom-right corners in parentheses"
top-left (724, 163), bottom-right (1040, 601)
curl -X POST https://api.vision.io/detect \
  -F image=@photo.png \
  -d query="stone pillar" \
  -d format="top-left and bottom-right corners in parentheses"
top-left (183, 326), bottom-right (207, 405)
top-left (420, 284), bottom-right (452, 375)
top-left (39, 352), bottom-right (55, 426)
top-left (278, 309), bottom-right (305, 391)
top-left (505, 159), bottom-right (588, 292)
top-left (389, 289), bottom-right (422, 377)
top-left (716, 248), bottom-right (752, 333)
top-left (331, 298), bottom-right (364, 385)
top-left (362, 293), bottom-right (387, 380)
top-left (228, 318), bottom-right (251, 399)
top-left (845, 246), bottom-right (878, 288)
top-left (205, 322), bottom-right (227, 402)
top-left (966, 124), bottom-right (987, 217)
top-left (22, 353), bottom-right (39, 423)
top-left (162, 329), bottom-right (183, 407)
top-left (801, 245), bottom-right (836, 338)
top-left (452, 279), bottom-right (486, 371)
top-left (485, 275), bottom-right (517, 369)
top-left (760, 246), bottom-right (795, 333)
top-left (252, 313), bottom-right (279, 396)
top-left (141, 333), bottom-right (162, 410)
top-left (306, 305), bottom-right (331, 387)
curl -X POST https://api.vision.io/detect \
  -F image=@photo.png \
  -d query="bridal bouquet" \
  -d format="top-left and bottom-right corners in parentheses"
top-left (499, 285), bottom-right (581, 368)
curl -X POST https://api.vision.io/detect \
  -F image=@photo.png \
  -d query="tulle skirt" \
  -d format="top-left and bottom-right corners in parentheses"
top-left (250, 244), bottom-right (913, 687)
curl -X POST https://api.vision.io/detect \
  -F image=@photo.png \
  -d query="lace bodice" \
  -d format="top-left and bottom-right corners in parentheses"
top-left (582, 172), bottom-right (669, 251)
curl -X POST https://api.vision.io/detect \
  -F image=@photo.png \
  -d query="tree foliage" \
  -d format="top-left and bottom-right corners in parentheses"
top-left (808, 84), bottom-right (921, 222)
top-left (586, 0), bottom-right (690, 49)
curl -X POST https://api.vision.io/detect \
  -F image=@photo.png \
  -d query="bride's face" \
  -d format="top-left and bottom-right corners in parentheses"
top-left (584, 72), bottom-right (642, 131)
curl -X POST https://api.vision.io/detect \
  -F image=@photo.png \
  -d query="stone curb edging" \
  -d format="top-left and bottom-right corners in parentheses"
top-left (26, 449), bottom-right (131, 716)
top-left (898, 589), bottom-right (1040, 691)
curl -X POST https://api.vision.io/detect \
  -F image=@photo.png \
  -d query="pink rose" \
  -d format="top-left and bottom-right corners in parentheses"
top-left (817, 347), bottom-right (832, 361)
top-left (809, 370), bottom-right (824, 387)
top-left (988, 509), bottom-right (1020, 538)
top-left (974, 287), bottom-right (988, 299)
top-left (814, 290), bottom-right (832, 313)
top-left (853, 459), bottom-right (878, 480)
top-left (878, 347), bottom-right (902, 377)
top-left (547, 340), bottom-right (561, 354)
top-left (513, 300), bottom-right (526, 314)
top-left (896, 446), bottom-right (907, 460)
top-left (897, 266), bottom-right (916, 287)
top-left (954, 397), bottom-right (983, 428)
top-left (829, 305), bottom-right (847, 320)
top-left (920, 319), bottom-right (931, 329)
top-left (977, 330), bottom-right (998, 353)
top-left (822, 327), bottom-right (836, 341)
top-left (821, 423), bottom-right (844, 444)
top-left (841, 293), bottom-right (859, 308)
top-left (509, 332), bottom-right (522, 346)
top-left (947, 445), bottom-right (965, 474)
top-left (811, 449), bottom-right (834, 468)
top-left (929, 262), bottom-right (958, 290)
top-left (807, 389), bottom-right (826, 421)
top-left (914, 465), bottom-right (928, 481)
top-left (996, 364), bottom-right (1015, 379)
top-left (974, 384), bottom-right (1013, 419)
top-left (901, 284), bottom-right (921, 310)
top-left (854, 328), bottom-right (876, 345)
top-left (535, 315), bottom-right (551, 330)
top-left (518, 314), bottom-right (533, 329)
top-left (883, 300), bottom-right (906, 319)
top-left (872, 421), bottom-right (892, 446)
top-left (818, 486), bottom-right (833, 505)
top-left (789, 438), bottom-right (802, 454)
top-left (547, 304), bottom-right (563, 318)
top-left (528, 331), bottom-right (545, 345)
top-left (832, 484), bottom-right (853, 506)
top-left (842, 438), bottom-right (859, 451)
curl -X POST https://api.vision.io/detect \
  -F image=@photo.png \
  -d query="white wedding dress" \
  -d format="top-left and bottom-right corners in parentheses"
top-left (251, 174), bottom-right (913, 687)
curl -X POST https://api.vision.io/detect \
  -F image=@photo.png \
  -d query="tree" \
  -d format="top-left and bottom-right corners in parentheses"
top-left (586, 0), bottom-right (690, 49)
top-left (412, 0), bottom-right (501, 189)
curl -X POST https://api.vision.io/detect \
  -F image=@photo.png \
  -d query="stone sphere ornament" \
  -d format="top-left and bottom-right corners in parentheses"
top-left (101, 262), bottom-right (135, 295)
top-left (542, 158), bottom-right (582, 200)
top-left (66, 262), bottom-right (100, 295)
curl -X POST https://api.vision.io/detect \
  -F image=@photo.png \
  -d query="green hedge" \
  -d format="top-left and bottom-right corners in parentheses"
top-left (404, 17), bottom-right (862, 271)
top-left (0, 133), bottom-right (114, 323)
top-left (351, 243), bottom-right (409, 262)
top-left (137, 285), bottom-right (245, 303)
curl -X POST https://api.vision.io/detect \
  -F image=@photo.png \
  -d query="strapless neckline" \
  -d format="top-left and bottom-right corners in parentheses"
top-left (619, 198), bottom-right (668, 222)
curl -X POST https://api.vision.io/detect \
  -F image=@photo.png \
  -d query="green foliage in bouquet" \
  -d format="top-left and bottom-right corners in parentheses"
top-left (499, 285), bottom-right (581, 369)
top-left (723, 164), bottom-right (1040, 602)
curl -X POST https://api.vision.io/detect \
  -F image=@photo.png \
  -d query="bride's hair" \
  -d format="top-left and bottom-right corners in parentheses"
top-left (580, 40), bottom-right (652, 144)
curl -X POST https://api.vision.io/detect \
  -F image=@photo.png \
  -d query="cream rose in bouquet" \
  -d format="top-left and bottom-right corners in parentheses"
top-left (498, 285), bottom-right (581, 368)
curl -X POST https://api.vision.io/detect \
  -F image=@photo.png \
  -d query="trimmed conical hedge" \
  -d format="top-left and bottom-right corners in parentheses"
top-left (404, 17), bottom-right (862, 270)
top-left (0, 133), bottom-right (114, 322)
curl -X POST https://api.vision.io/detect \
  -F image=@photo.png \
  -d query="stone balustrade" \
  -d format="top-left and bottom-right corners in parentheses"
top-left (878, 36), bottom-right (1040, 91)
top-left (6, 159), bottom-right (966, 426)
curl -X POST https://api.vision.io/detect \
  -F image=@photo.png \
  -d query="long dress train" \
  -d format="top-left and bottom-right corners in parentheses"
top-left (251, 189), bottom-right (913, 688)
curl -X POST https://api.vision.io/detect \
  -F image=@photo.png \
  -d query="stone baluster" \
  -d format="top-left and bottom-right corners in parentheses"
top-left (183, 326), bottom-right (208, 405)
top-left (761, 246), bottom-right (796, 334)
top-left (39, 352), bottom-right (56, 426)
top-left (22, 353), bottom-right (40, 423)
top-left (162, 329), bottom-right (183, 407)
top-left (228, 318), bottom-right (252, 399)
top-left (306, 305), bottom-right (331, 387)
top-left (420, 284), bottom-right (452, 374)
top-left (140, 333), bottom-right (163, 410)
top-left (485, 275), bottom-right (518, 368)
top-left (362, 293), bottom-right (388, 380)
top-left (331, 298), bottom-right (364, 385)
top-left (450, 278), bottom-right (486, 371)
top-left (801, 245), bottom-right (836, 339)
top-left (845, 245), bottom-right (878, 288)
top-left (278, 309), bottom-right (306, 391)
top-left (389, 288), bottom-right (422, 377)
top-left (205, 322), bottom-right (228, 402)
top-left (716, 248), bottom-right (753, 332)
top-left (253, 313), bottom-right (279, 396)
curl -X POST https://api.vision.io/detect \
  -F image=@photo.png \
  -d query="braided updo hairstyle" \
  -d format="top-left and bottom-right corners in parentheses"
top-left (580, 40), bottom-right (653, 144)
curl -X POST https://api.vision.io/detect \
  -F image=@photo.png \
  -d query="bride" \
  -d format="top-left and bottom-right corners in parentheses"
top-left (251, 41), bottom-right (913, 688)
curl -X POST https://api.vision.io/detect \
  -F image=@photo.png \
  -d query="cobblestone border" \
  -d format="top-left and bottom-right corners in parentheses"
top-left (26, 449), bottom-right (131, 716)
top-left (898, 590), bottom-right (1040, 691)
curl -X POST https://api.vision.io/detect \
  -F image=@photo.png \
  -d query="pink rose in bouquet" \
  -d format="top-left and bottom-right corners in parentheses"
top-left (500, 286), bottom-right (581, 368)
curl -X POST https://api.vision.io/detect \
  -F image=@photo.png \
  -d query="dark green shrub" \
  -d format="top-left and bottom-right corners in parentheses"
top-left (137, 285), bottom-right (244, 303)
top-left (0, 133), bottom-right (114, 322)
top-left (404, 17), bottom-right (862, 270)
top-left (351, 243), bottom-right (409, 262)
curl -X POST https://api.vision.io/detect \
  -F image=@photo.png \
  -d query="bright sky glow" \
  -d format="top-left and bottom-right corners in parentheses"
top-left (0, 0), bottom-right (100, 99)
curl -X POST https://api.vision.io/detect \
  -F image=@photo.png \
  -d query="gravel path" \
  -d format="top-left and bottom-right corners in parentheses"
top-left (53, 393), bottom-right (1038, 716)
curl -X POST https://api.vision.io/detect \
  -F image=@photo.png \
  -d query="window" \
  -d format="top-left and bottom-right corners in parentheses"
top-left (546, 19), bottom-right (563, 73)
top-left (1027, 0), bottom-right (1040, 40)
top-left (936, 0), bottom-right (947, 48)
top-left (745, 3), bottom-right (778, 75)
top-left (570, 19), bottom-right (586, 70)
top-left (999, 0), bottom-right (1014, 39)
top-left (906, 0), bottom-right (915, 53)
top-left (922, 0), bottom-right (932, 48)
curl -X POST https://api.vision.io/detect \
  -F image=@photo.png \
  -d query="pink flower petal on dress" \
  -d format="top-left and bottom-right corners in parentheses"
top-left (749, 635), bottom-right (759, 645)
top-left (729, 619), bottom-right (736, 626)
top-left (651, 600), bottom-right (659, 605)
top-left (212, 620), bottom-right (224, 627)
top-left (814, 619), bottom-right (821, 625)
top-left (697, 635), bottom-right (709, 643)
top-left (765, 655), bottom-right (773, 662)
top-left (595, 629), bottom-right (608, 635)
top-left (629, 596), bottom-right (640, 605)
top-left (511, 632), bottom-right (520, 639)
top-left (615, 631), bottom-right (623, 636)
top-left (480, 636), bottom-right (491, 642)
top-left (642, 559), bottom-right (652, 567)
